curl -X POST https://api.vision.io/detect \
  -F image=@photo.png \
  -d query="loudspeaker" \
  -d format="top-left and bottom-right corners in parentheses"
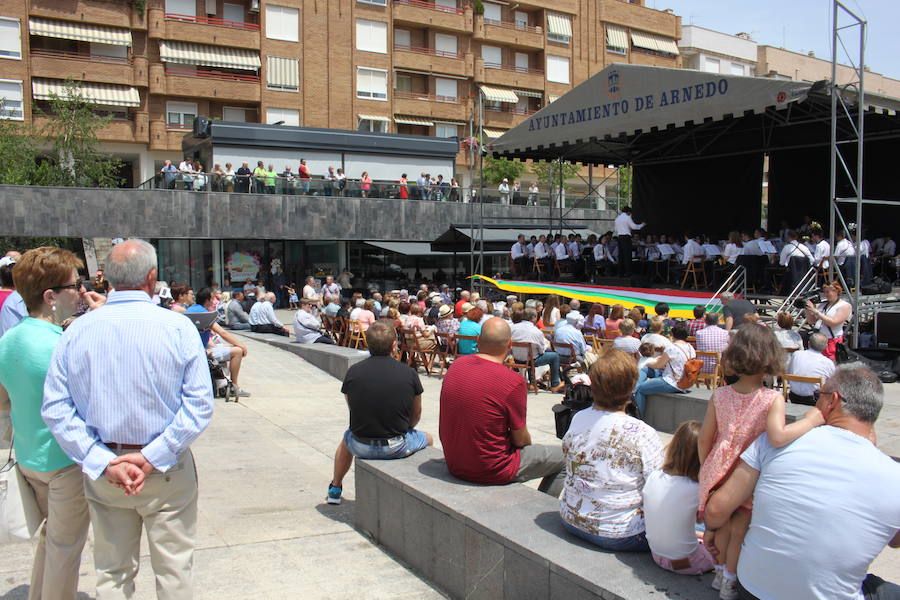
top-left (192, 116), bottom-right (210, 138)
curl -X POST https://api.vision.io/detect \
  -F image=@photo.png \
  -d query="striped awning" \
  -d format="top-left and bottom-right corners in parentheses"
top-left (483, 128), bottom-right (506, 138)
top-left (478, 84), bottom-right (518, 103)
top-left (547, 13), bottom-right (573, 38)
top-left (547, 94), bottom-right (560, 103)
top-left (394, 115), bottom-right (434, 126)
top-left (159, 40), bottom-right (260, 70)
top-left (630, 30), bottom-right (679, 55)
top-left (266, 56), bottom-right (298, 89)
top-left (29, 17), bottom-right (132, 46)
top-left (606, 25), bottom-right (628, 50)
top-left (358, 114), bottom-right (390, 122)
top-left (32, 78), bottom-right (140, 107)
top-left (513, 89), bottom-right (543, 98)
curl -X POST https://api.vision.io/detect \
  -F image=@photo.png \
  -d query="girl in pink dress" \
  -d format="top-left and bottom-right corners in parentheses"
top-left (697, 324), bottom-right (824, 599)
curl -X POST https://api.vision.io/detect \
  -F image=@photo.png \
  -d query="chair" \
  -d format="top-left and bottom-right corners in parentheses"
top-left (508, 341), bottom-right (538, 394)
top-left (533, 257), bottom-right (545, 281)
top-left (781, 374), bottom-right (824, 400)
top-left (335, 317), bottom-right (349, 346)
top-left (321, 315), bottom-right (337, 343)
top-left (403, 328), bottom-right (435, 375)
top-left (433, 332), bottom-right (456, 376)
top-left (347, 320), bottom-right (367, 349)
top-left (680, 257), bottom-right (708, 289)
top-left (598, 338), bottom-right (614, 352)
top-left (687, 335), bottom-right (697, 348)
top-left (583, 333), bottom-right (600, 354)
top-left (542, 329), bottom-right (555, 346)
top-left (694, 351), bottom-right (722, 389)
top-left (454, 334), bottom-right (479, 357)
top-left (554, 341), bottom-right (582, 374)
top-left (601, 329), bottom-right (621, 340)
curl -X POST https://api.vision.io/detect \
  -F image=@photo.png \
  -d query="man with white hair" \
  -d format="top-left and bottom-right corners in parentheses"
top-left (786, 332), bottom-right (836, 405)
top-left (249, 292), bottom-right (289, 336)
top-left (293, 299), bottom-right (334, 344)
top-left (454, 290), bottom-right (470, 317)
top-left (349, 297), bottom-right (365, 321)
top-left (302, 276), bottom-right (320, 305)
top-left (720, 291), bottom-right (756, 331)
top-left (42, 239), bottom-right (214, 599)
top-left (568, 299), bottom-right (585, 329)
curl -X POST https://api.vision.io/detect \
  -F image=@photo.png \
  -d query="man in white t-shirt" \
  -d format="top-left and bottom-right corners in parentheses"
top-left (786, 333), bottom-right (835, 405)
top-left (779, 230), bottom-right (814, 267)
top-left (510, 234), bottom-right (530, 278)
top-left (811, 229), bottom-right (831, 271)
top-left (705, 364), bottom-right (900, 600)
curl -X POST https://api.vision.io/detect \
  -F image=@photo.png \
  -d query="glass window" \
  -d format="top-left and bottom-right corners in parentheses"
top-left (546, 55), bottom-right (570, 84)
top-left (166, 101), bottom-right (197, 127)
top-left (223, 3), bottom-right (244, 23)
top-left (434, 33), bottom-right (457, 56)
top-left (0, 18), bottom-right (21, 59)
top-left (0, 80), bottom-right (23, 120)
top-left (266, 5), bottom-right (299, 42)
top-left (357, 67), bottom-right (387, 100)
top-left (165, 0), bottom-right (196, 16)
top-left (435, 77), bottom-right (457, 100)
top-left (394, 28), bottom-right (411, 49)
top-left (222, 106), bottom-right (247, 122)
top-left (357, 0), bottom-right (387, 5)
top-left (730, 62), bottom-right (745, 76)
top-left (156, 239), bottom-right (213, 291)
top-left (435, 123), bottom-right (457, 138)
top-left (482, 1), bottom-right (501, 22)
top-left (266, 107), bottom-right (300, 126)
top-left (356, 19), bottom-right (387, 53)
top-left (703, 56), bottom-right (720, 73)
top-left (358, 118), bottom-right (388, 133)
top-left (395, 73), bottom-right (412, 92)
top-left (435, 0), bottom-right (457, 8)
top-left (481, 45), bottom-right (501, 68)
top-left (205, 0), bottom-right (217, 15)
top-left (266, 56), bottom-right (299, 91)
top-left (90, 42), bottom-right (128, 59)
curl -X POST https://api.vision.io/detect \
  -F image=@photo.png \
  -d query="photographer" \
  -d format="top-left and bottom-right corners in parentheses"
top-left (803, 281), bottom-right (852, 361)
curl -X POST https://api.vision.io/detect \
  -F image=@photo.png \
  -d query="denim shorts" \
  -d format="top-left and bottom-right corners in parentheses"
top-left (343, 429), bottom-right (428, 460)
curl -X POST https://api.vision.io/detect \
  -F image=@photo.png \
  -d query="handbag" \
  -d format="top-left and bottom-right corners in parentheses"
top-left (0, 437), bottom-right (42, 543)
top-left (675, 344), bottom-right (704, 390)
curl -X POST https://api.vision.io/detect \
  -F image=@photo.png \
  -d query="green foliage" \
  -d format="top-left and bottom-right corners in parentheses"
top-left (130, 0), bottom-right (147, 18)
top-left (473, 1), bottom-right (484, 15)
top-left (0, 80), bottom-right (122, 188)
top-left (531, 160), bottom-right (581, 191)
top-left (616, 165), bottom-right (632, 200)
top-left (482, 156), bottom-right (526, 185)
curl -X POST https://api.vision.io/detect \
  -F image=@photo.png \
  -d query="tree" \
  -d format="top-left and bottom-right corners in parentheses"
top-left (531, 160), bottom-right (581, 191)
top-left (481, 155), bottom-right (526, 186)
top-left (616, 165), bottom-right (632, 201)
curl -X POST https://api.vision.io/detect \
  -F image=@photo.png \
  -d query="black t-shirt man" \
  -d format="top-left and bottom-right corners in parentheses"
top-left (723, 298), bottom-right (756, 329)
top-left (341, 355), bottom-right (424, 438)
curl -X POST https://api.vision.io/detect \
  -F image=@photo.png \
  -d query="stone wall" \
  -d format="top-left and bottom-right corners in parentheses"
top-left (0, 185), bottom-right (614, 241)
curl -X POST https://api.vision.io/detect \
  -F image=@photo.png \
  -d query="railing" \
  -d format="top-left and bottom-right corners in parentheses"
top-left (484, 104), bottom-right (538, 115)
top-left (164, 66), bottom-right (261, 83)
top-left (706, 266), bottom-right (747, 313)
top-left (393, 44), bottom-right (462, 59)
top-left (483, 18), bottom-right (542, 34)
top-left (164, 12), bottom-right (260, 31)
top-left (482, 62), bottom-right (544, 75)
top-left (394, 90), bottom-right (461, 104)
top-left (30, 47), bottom-right (131, 64)
top-left (392, 0), bottom-right (465, 15)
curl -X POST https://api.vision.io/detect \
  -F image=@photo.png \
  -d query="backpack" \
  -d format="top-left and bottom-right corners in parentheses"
top-left (675, 344), bottom-right (703, 389)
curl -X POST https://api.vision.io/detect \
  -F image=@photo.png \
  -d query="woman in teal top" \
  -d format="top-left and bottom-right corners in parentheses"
top-left (0, 247), bottom-right (93, 599)
top-left (456, 306), bottom-right (484, 355)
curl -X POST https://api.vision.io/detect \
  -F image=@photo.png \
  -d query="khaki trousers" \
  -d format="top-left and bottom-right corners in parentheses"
top-left (83, 450), bottom-right (198, 600)
top-left (18, 463), bottom-right (90, 600)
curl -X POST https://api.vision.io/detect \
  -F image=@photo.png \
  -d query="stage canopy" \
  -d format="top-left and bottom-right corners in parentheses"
top-left (490, 63), bottom-right (900, 235)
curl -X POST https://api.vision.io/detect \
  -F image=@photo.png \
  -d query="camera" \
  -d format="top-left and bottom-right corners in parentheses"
top-left (794, 291), bottom-right (821, 309)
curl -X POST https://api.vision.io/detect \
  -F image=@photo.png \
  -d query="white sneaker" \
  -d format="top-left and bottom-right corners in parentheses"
top-left (711, 568), bottom-right (723, 590)
top-left (719, 577), bottom-right (738, 600)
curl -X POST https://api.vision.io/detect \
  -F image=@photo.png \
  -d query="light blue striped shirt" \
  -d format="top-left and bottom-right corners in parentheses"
top-left (42, 290), bottom-right (214, 480)
top-left (0, 291), bottom-right (27, 338)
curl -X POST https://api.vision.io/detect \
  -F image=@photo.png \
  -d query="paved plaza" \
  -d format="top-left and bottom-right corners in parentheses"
top-left (1, 320), bottom-right (898, 598)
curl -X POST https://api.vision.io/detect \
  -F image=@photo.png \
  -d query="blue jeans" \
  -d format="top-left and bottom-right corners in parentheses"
top-left (343, 429), bottom-right (428, 459)
top-left (534, 351), bottom-right (561, 386)
top-left (633, 378), bottom-right (683, 415)
top-left (228, 322), bottom-right (251, 330)
top-left (561, 520), bottom-right (650, 552)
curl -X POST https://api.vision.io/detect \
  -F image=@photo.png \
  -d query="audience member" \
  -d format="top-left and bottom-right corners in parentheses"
top-left (356, 299), bottom-right (377, 331)
top-left (612, 318), bottom-right (641, 355)
top-left (542, 294), bottom-right (561, 328)
top-left (633, 324), bottom-right (696, 415)
top-left (695, 313), bottom-right (729, 374)
top-left (605, 304), bottom-right (625, 332)
top-left (226, 290), bottom-right (251, 330)
top-left (786, 332), bottom-right (835, 405)
top-left (323, 295), bottom-right (341, 317)
top-left (685, 305), bottom-right (707, 336)
top-left (772, 312), bottom-right (802, 350)
top-left (510, 307), bottom-right (564, 393)
top-left (454, 290), bottom-right (470, 318)
top-left (434, 304), bottom-right (460, 338)
top-left (584, 303), bottom-right (606, 331)
top-left (249, 292), bottom-right (290, 336)
top-left (720, 292), bottom-right (756, 331)
top-left (641, 316), bottom-right (672, 349)
top-left (554, 311), bottom-right (587, 362)
top-left (293, 299), bottom-right (334, 344)
top-left (456, 306), bottom-right (483, 355)
top-left (803, 281), bottom-right (852, 360)
top-left (188, 287), bottom-right (250, 397)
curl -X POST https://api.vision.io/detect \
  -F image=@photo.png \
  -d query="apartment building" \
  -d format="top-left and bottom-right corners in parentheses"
top-left (757, 45), bottom-right (900, 97)
top-left (679, 25), bottom-right (757, 77)
top-left (0, 0), bottom-right (681, 187)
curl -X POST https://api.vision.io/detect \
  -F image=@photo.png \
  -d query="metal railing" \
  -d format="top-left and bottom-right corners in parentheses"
top-left (393, 0), bottom-right (465, 15)
top-left (776, 265), bottom-right (819, 321)
top-left (164, 66), bottom-right (261, 83)
top-left (484, 104), bottom-right (538, 115)
top-left (483, 18), bottom-right (542, 34)
top-left (394, 90), bottom-right (461, 104)
top-left (163, 12), bottom-right (260, 31)
top-left (30, 47), bottom-right (131, 64)
top-left (482, 62), bottom-right (544, 75)
top-left (705, 265), bottom-right (747, 313)
top-left (393, 44), bottom-right (462, 59)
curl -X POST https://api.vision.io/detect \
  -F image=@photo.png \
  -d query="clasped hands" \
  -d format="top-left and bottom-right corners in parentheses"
top-left (104, 452), bottom-right (155, 496)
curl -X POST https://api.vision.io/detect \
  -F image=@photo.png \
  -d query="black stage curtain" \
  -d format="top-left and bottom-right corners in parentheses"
top-left (632, 154), bottom-right (763, 238)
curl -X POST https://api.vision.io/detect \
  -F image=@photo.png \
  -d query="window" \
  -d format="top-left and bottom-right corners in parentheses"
top-left (357, 67), bottom-right (387, 100)
top-left (435, 0), bottom-right (457, 8)
top-left (0, 18), bottom-right (21, 59)
top-left (358, 118), bottom-right (388, 133)
top-left (730, 62), bottom-right (745, 76)
top-left (434, 33), bottom-right (457, 57)
top-left (482, 2), bottom-right (501, 22)
top-left (703, 56), bottom-right (720, 73)
top-left (395, 73), bottom-right (412, 92)
top-left (166, 101), bottom-right (197, 127)
top-left (435, 77), bottom-right (457, 101)
top-left (355, 19), bottom-right (387, 54)
top-left (0, 80), bottom-right (23, 119)
top-left (394, 28), bottom-right (410, 49)
top-left (90, 42), bottom-right (128, 59)
top-left (547, 13), bottom-right (572, 44)
top-left (605, 25), bottom-right (627, 55)
top-left (481, 45), bottom-right (501, 68)
top-left (546, 55), bottom-right (570, 84)
top-left (222, 107), bottom-right (247, 122)
top-left (266, 5), bottom-right (299, 42)
top-left (205, 0), bottom-right (217, 15)
top-left (515, 52), bottom-right (529, 72)
top-left (223, 3), bottom-right (244, 23)
top-left (357, 0), bottom-right (386, 5)
top-left (266, 107), bottom-right (299, 126)
top-left (267, 56), bottom-right (299, 91)
top-left (435, 123), bottom-right (458, 138)
top-left (165, 0), bottom-right (196, 16)
top-left (514, 11), bottom-right (528, 28)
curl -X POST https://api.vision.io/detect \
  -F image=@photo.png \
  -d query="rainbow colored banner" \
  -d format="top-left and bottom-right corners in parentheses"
top-left (471, 275), bottom-right (720, 320)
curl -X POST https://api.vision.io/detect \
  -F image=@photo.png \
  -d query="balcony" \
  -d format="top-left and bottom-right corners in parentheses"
top-left (30, 0), bottom-right (144, 30)
top-left (482, 106), bottom-right (533, 129)
top-left (147, 7), bottom-right (260, 49)
top-left (479, 62), bottom-right (545, 90)
top-left (30, 49), bottom-right (137, 87)
top-left (393, 44), bottom-right (470, 77)
top-left (393, 92), bottom-right (469, 121)
top-left (392, 0), bottom-right (470, 31)
top-left (157, 66), bottom-right (261, 102)
top-left (34, 115), bottom-right (140, 143)
top-left (478, 17), bottom-right (545, 49)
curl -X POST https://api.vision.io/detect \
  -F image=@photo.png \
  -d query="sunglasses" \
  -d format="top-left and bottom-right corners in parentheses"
top-left (49, 278), bottom-right (84, 292)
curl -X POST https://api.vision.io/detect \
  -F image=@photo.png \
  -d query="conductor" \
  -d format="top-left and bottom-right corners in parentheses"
top-left (614, 206), bottom-right (645, 277)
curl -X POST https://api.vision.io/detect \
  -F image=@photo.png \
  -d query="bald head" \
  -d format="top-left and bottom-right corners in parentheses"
top-left (478, 317), bottom-right (511, 357)
top-left (105, 239), bottom-right (157, 292)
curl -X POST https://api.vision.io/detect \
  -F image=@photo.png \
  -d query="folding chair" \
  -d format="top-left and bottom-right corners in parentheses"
top-left (687, 336), bottom-right (697, 348)
top-left (321, 315), bottom-right (337, 343)
top-left (681, 257), bottom-right (708, 289)
top-left (583, 333), bottom-right (600, 354)
top-left (335, 317), bottom-right (349, 346)
top-left (454, 334), bottom-right (479, 357)
top-left (533, 257), bottom-right (544, 281)
top-left (781, 374), bottom-right (824, 400)
top-left (347, 320), bottom-right (367, 349)
top-left (694, 351), bottom-right (722, 390)
top-left (554, 341), bottom-right (582, 374)
top-left (433, 331), bottom-right (456, 376)
top-left (601, 329), bottom-right (621, 340)
top-left (508, 341), bottom-right (538, 394)
top-left (403, 328), bottom-right (435, 376)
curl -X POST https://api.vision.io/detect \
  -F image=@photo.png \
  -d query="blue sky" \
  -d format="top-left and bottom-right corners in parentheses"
top-left (654, 0), bottom-right (898, 80)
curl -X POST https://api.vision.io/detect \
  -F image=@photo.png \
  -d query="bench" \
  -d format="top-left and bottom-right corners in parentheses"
top-left (356, 446), bottom-right (719, 600)
top-left (232, 330), bottom-right (368, 380)
top-left (645, 389), bottom-right (807, 434)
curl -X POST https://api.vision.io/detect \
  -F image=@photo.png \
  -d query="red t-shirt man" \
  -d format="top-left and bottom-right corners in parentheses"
top-left (439, 354), bottom-right (527, 484)
top-left (298, 160), bottom-right (311, 180)
top-left (454, 298), bottom-right (467, 318)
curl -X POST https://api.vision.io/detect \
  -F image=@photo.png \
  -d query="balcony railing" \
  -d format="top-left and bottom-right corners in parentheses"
top-left (395, 90), bottom-right (461, 104)
top-left (30, 47), bottom-right (131, 64)
top-left (393, 0), bottom-right (464, 15)
top-left (483, 62), bottom-right (544, 75)
top-left (394, 44), bottom-right (462, 60)
top-left (164, 12), bottom-right (260, 31)
top-left (165, 66), bottom-right (261, 83)
top-left (483, 18), bottom-right (542, 34)
top-left (485, 104), bottom-right (538, 115)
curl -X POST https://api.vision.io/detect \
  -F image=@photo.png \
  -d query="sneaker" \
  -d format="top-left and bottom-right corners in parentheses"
top-left (719, 577), bottom-right (738, 600)
top-left (711, 568), bottom-right (723, 591)
top-left (326, 484), bottom-right (342, 505)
